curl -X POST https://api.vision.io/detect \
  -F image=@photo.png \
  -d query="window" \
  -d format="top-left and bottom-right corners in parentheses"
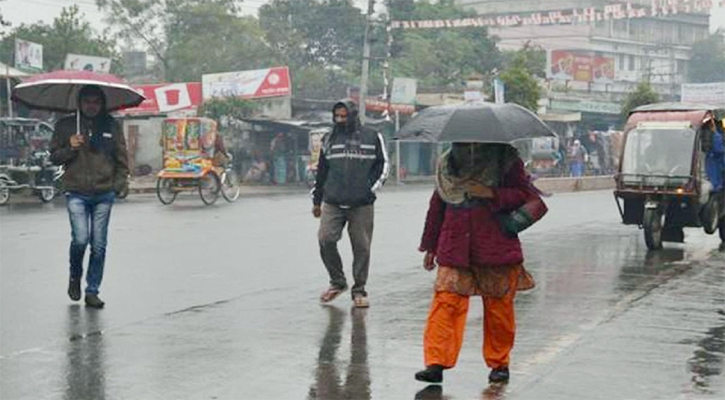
top-left (613, 20), bottom-right (628, 38)
top-left (619, 54), bottom-right (625, 71)
top-left (629, 55), bottom-right (635, 71)
top-left (677, 60), bottom-right (686, 74)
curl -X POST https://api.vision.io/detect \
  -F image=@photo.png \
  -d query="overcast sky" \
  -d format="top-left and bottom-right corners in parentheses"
top-left (2, 0), bottom-right (724, 34)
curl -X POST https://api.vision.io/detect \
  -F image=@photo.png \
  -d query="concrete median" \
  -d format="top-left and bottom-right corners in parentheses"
top-left (535, 175), bottom-right (615, 194)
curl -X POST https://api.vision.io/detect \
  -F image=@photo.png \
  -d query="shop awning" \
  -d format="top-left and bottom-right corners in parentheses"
top-left (0, 62), bottom-right (31, 79)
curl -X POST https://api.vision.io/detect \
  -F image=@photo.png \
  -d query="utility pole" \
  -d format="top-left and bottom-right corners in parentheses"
top-left (6, 49), bottom-right (13, 117)
top-left (359, 0), bottom-right (375, 126)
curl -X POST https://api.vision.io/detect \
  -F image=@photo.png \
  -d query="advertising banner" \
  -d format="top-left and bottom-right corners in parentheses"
top-left (390, 1), bottom-right (722, 29)
top-left (202, 67), bottom-right (291, 100)
top-left (681, 82), bottom-right (725, 105)
top-left (391, 77), bottom-right (418, 105)
top-left (548, 50), bottom-right (615, 83)
top-left (119, 82), bottom-right (202, 115)
top-left (65, 54), bottom-right (112, 73)
top-left (15, 39), bottom-right (43, 72)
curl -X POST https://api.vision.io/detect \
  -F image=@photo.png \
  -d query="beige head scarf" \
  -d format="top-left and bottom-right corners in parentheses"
top-left (435, 144), bottom-right (519, 204)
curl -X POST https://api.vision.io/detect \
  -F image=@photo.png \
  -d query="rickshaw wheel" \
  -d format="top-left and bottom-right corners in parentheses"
top-left (38, 187), bottom-right (56, 203)
top-left (701, 196), bottom-right (720, 235)
top-left (220, 170), bottom-right (241, 202)
top-left (0, 181), bottom-right (9, 206)
top-left (643, 208), bottom-right (664, 250)
top-left (199, 172), bottom-right (221, 205)
top-left (156, 178), bottom-right (177, 205)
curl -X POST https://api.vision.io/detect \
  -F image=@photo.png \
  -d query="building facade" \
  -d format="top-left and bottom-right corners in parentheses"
top-left (455, 0), bottom-right (713, 127)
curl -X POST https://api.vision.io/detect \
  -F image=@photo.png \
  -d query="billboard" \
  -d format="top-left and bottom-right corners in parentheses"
top-left (391, 77), bottom-right (417, 105)
top-left (65, 54), bottom-right (112, 73)
top-left (202, 67), bottom-right (291, 100)
top-left (548, 50), bottom-right (615, 83)
top-left (681, 82), bottom-right (725, 105)
top-left (15, 39), bottom-right (43, 72)
top-left (118, 82), bottom-right (202, 115)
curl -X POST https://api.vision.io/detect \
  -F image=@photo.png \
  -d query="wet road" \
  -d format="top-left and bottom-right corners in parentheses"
top-left (1, 188), bottom-right (723, 400)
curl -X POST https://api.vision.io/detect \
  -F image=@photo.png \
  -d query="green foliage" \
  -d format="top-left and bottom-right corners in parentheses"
top-left (687, 33), bottom-right (725, 83)
top-left (0, 0), bottom-right (9, 32)
top-left (259, 0), bottom-right (365, 70)
top-left (498, 66), bottom-right (540, 111)
top-left (198, 96), bottom-right (257, 121)
top-left (95, 0), bottom-right (166, 71)
top-left (0, 6), bottom-right (120, 72)
top-left (96, 0), bottom-right (277, 82)
top-left (621, 81), bottom-right (659, 117)
top-left (502, 42), bottom-right (546, 78)
top-left (94, 0), bottom-right (503, 98)
top-left (387, 0), bottom-right (500, 90)
top-left (292, 66), bottom-right (353, 99)
top-left (163, 2), bottom-right (276, 82)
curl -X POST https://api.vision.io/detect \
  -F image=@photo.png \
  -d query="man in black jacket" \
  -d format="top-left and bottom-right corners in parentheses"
top-left (312, 100), bottom-right (389, 308)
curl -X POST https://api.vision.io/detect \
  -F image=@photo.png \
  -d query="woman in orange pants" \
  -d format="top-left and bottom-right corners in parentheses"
top-left (415, 143), bottom-right (546, 384)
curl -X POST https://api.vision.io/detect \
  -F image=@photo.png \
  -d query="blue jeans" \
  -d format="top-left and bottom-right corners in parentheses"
top-left (66, 191), bottom-right (115, 295)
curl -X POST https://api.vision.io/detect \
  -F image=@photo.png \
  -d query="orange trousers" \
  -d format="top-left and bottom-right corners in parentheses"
top-left (423, 272), bottom-right (517, 369)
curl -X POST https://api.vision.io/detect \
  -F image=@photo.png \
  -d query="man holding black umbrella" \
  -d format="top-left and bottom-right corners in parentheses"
top-left (50, 85), bottom-right (129, 308)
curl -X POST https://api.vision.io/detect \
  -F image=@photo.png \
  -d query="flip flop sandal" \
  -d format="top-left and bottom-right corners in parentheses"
top-left (320, 286), bottom-right (347, 303)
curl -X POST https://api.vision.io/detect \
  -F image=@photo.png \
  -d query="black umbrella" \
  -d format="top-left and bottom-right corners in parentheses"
top-left (394, 101), bottom-right (556, 143)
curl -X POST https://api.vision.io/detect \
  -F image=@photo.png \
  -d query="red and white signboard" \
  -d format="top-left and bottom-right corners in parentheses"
top-left (202, 67), bottom-right (291, 100)
top-left (390, 0), bottom-right (724, 29)
top-left (119, 82), bottom-right (202, 115)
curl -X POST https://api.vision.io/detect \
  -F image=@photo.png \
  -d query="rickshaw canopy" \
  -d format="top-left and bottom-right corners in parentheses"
top-left (625, 109), bottom-right (713, 132)
top-left (160, 117), bottom-right (217, 175)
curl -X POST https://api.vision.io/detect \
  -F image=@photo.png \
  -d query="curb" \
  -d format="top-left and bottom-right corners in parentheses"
top-left (127, 176), bottom-right (615, 197)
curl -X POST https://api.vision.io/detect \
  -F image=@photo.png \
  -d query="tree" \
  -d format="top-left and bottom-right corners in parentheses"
top-left (501, 42), bottom-right (546, 78)
top-left (688, 33), bottom-right (725, 83)
top-left (292, 66), bottom-right (352, 99)
top-left (97, 0), bottom-right (277, 82)
top-left (198, 97), bottom-right (257, 121)
top-left (95, 0), bottom-right (167, 74)
top-left (621, 81), bottom-right (659, 117)
top-left (163, 1), bottom-right (276, 82)
top-left (0, 0), bottom-right (10, 32)
top-left (497, 65), bottom-right (540, 111)
top-left (259, 0), bottom-right (365, 70)
top-left (387, 0), bottom-right (500, 91)
top-left (0, 6), bottom-right (120, 72)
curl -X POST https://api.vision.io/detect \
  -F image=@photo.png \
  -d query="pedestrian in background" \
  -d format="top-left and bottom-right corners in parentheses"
top-left (567, 139), bottom-right (587, 177)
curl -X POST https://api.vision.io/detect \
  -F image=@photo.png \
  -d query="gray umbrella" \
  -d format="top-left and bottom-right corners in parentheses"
top-left (394, 101), bottom-right (556, 143)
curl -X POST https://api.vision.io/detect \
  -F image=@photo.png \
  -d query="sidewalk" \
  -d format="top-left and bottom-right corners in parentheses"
top-left (129, 175), bottom-right (615, 197)
top-left (128, 175), bottom-right (312, 197)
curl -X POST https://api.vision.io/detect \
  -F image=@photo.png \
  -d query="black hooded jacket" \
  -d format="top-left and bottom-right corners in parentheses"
top-left (311, 99), bottom-right (389, 207)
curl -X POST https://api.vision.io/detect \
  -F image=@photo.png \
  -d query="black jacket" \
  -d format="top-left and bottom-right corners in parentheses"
top-left (312, 100), bottom-right (389, 207)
